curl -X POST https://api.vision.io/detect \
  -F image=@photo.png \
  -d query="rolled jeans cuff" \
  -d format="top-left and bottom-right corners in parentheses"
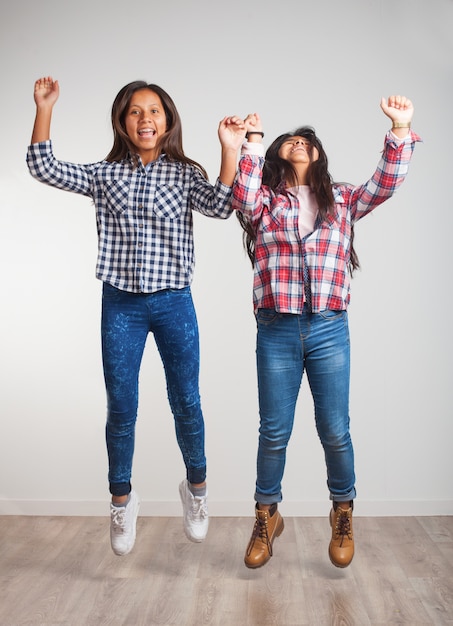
top-left (109, 481), bottom-right (132, 497)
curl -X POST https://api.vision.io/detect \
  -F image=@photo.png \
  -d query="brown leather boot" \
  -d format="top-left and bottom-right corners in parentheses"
top-left (244, 503), bottom-right (284, 569)
top-left (329, 501), bottom-right (354, 568)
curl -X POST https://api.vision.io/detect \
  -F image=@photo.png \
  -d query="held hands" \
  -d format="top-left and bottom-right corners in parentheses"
top-left (34, 76), bottom-right (59, 108)
top-left (380, 95), bottom-right (414, 127)
top-left (218, 115), bottom-right (247, 151)
top-left (218, 112), bottom-right (264, 149)
top-left (244, 113), bottom-right (263, 142)
top-left (217, 116), bottom-right (247, 186)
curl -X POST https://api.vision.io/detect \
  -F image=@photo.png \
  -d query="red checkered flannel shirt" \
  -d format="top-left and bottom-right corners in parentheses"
top-left (232, 131), bottom-right (421, 314)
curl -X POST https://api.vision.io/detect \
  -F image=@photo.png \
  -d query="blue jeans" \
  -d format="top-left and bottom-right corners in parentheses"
top-left (101, 283), bottom-right (206, 496)
top-left (255, 308), bottom-right (356, 505)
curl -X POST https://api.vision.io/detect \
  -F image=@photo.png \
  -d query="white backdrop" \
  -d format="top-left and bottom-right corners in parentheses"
top-left (1, 0), bottom-right (452, 516)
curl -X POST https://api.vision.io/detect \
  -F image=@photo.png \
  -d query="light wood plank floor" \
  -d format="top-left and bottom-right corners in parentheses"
top-left (1, 515), bottom-right (452, 625)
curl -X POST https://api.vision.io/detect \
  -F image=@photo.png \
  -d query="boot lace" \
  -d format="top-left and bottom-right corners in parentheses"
top-left (334, 509), bottom-right (352, 546)
top-left (246, 514), bottom-right (273, 557)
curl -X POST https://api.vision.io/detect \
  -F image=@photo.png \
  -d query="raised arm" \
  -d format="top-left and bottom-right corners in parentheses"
top-left (243, 112), bottom-right (263, 142)
top-left (380, 94), bottom-right (414, 139)
top-left (31, 76), bottom-right (60, 144)
top-left (217, 115), bottom-right (247, 186)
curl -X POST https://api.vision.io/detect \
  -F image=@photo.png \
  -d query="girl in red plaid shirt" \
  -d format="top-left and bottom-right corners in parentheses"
top-left (229, 96), bottom-right (420, 569)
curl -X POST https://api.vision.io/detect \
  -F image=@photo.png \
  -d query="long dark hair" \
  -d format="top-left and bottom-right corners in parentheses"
top-left (237, 125), bottom-right (360, 273)
top-left (105, 81), bottom-right (208, 177)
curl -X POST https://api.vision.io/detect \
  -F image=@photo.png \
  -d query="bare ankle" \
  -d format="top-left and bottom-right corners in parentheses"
top-left (112, 495), bottom-right (128, 505)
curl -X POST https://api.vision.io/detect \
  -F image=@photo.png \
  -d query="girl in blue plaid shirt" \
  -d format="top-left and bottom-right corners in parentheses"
top-left (231, 96), bottom-right (420, 570)
top-left (28, 77), bottom-right (246, 556)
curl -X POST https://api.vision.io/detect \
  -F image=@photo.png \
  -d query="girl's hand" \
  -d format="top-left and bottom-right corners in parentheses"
top-left (34, 76), bottom-right (60, 108)
top-left (380, 95), bottom-right (414, 127)
top-left (244, 112), bottom-right (262, 134)
top-left (218, 115), bottom-right (247, 150)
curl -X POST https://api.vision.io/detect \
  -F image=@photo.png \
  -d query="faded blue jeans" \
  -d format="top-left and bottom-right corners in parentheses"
top-left (254, 308), bottom-right (356, 505)
top-left (101, 283), bottom-right (206, 496)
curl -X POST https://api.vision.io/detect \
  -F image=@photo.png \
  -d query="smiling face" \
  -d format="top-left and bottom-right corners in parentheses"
top-left (278, 136), bottom-right (319, 165)
top-left (124, 88), bottom-right (167, 164)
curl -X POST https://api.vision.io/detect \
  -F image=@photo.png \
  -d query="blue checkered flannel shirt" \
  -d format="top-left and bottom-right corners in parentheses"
top-left (27, 141), bottom-right (233, 292)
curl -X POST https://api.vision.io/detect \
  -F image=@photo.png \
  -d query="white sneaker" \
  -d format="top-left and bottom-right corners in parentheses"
top-left (110, 490), bottom-right (140, 556)
top-left (179, 479), bottom-right (209, 542)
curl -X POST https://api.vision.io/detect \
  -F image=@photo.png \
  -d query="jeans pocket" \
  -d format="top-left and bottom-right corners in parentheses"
top-left (318, 309), bottom-right (345, 321)
top-left (256, 308), bottom-right (279, 326)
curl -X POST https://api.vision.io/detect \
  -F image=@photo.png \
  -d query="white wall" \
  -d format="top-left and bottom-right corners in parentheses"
top-left (0, 0), bottom-right (452, 517)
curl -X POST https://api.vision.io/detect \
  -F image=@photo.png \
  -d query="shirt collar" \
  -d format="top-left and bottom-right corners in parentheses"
top-left (127, 151), bottom-right (167, 171)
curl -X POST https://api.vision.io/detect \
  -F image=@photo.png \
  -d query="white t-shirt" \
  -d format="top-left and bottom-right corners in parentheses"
top-left (288, 185), bottom-right (318, 238)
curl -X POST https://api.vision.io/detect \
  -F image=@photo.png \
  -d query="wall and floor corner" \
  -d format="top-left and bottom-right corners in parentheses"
top-left (0, 0), bottom-right (452, 518)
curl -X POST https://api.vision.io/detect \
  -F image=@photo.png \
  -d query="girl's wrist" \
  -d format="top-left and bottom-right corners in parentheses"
top-left (246, 131), bottom-right (264, 143)
top-left (391, 121), bottom-right (411, 129)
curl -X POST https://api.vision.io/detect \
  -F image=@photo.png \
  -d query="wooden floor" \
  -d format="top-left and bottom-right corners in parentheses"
top-left (1, 515), bottom-right (452, 626)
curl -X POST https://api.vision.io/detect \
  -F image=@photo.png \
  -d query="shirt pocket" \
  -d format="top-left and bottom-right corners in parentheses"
top-left (322, 208), bottom-right (342, 230)
top-left (153, 183), bottom-right (183, 219)
top-left (260, 195), bottom-right (295, 233)
top-left (102, 179), bottom-right (130, 215)
top-left (261, 208), bottom-right (282, 232)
